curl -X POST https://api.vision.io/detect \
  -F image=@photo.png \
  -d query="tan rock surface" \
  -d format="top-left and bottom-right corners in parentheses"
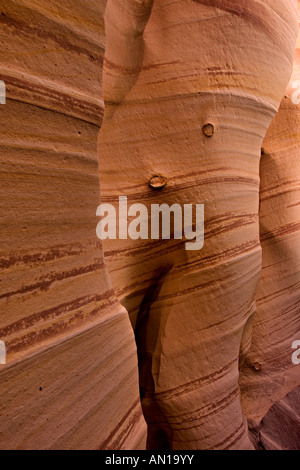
top-left (240, 12), bottom-right (300, 435)
top-left (0, 0), bottom-right (146, 450)
top-left (249, 385), bottom-right (300, 450)
top-left (0, 0), bottom-right (299, 451)
top-left (99, 0), bottom-right (299, 450)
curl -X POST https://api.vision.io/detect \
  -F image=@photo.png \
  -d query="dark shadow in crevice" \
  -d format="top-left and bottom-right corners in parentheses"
top-left (134, 264), bottom-right (173, 450)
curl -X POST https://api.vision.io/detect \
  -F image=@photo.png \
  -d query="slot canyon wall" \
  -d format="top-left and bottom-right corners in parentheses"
top-left (240, 25), bottom-right (300, 449)
top-left (0, 0), bottom-right (299, 450)
top-left (0, 0), bottom-right (146, 450)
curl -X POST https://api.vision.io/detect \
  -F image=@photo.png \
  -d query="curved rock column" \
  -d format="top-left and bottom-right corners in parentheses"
top-left (240, 14), bottom-right (300, 428)
top-left (99, 0), bottom-right (298, 450)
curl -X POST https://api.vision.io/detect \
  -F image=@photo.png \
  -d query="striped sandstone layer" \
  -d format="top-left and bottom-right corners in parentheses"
top-left (249, 386), bottom-right (300, 450)
top-left (99, 0), bottom-right (299, 450)
top-left (240, 16), bottom-right (300, 431)
top-left (0, 0), bottom-right (299, 451)
top-left (0, 0), bottom-right (146, 450)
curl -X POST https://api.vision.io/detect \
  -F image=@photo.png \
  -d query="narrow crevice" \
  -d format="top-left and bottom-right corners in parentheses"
top-left (134, 264), bottom-right (173, 450)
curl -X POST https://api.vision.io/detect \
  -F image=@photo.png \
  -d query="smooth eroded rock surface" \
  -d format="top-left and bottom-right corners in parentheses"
top-left (0, 0), bottom-right (146, 450)
top-left (99, 0), bottom-right (299, 450)
top-left (240, 17), bottom-right (300, 439)
top-left (0, 0), bottom-right (299, 451)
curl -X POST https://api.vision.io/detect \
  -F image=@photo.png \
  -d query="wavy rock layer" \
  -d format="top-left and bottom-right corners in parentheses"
top-left (241, 72), bottom-right (300, 422)
top-left (0, 0), bottom-right (299, 451)
top-left (240, 14), bottom-right (300, 437)
top-left (249, 385), bottom-right (300, 450)
top-left (0, 0), bottom-right (146, 450)
top-left (99, 0), bottom-right (299, 450)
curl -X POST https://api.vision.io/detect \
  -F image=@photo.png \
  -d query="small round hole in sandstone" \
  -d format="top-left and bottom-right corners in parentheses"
top-left (39, 387), bottom-right (43, 392)
top-left (254, 362), bottom-right (262, 372)
top-left (202, 123), bottom-right (214, 137)
top-left (149, 175), bottom-right (167, 190)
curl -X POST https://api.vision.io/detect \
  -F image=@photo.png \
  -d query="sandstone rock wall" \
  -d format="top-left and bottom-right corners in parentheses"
top-left (0, 0), bottom-right (299, 451)
top-left (99, 0), bottom-right (299, 450)
top-left (0, 0), bottom-right (146, 450)
top-left (239, 9), bottom-right (300, 446)
top-left (240, 54), bottom-right (300, 423)
top-left (249, 386), bottom-right (300, 450)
